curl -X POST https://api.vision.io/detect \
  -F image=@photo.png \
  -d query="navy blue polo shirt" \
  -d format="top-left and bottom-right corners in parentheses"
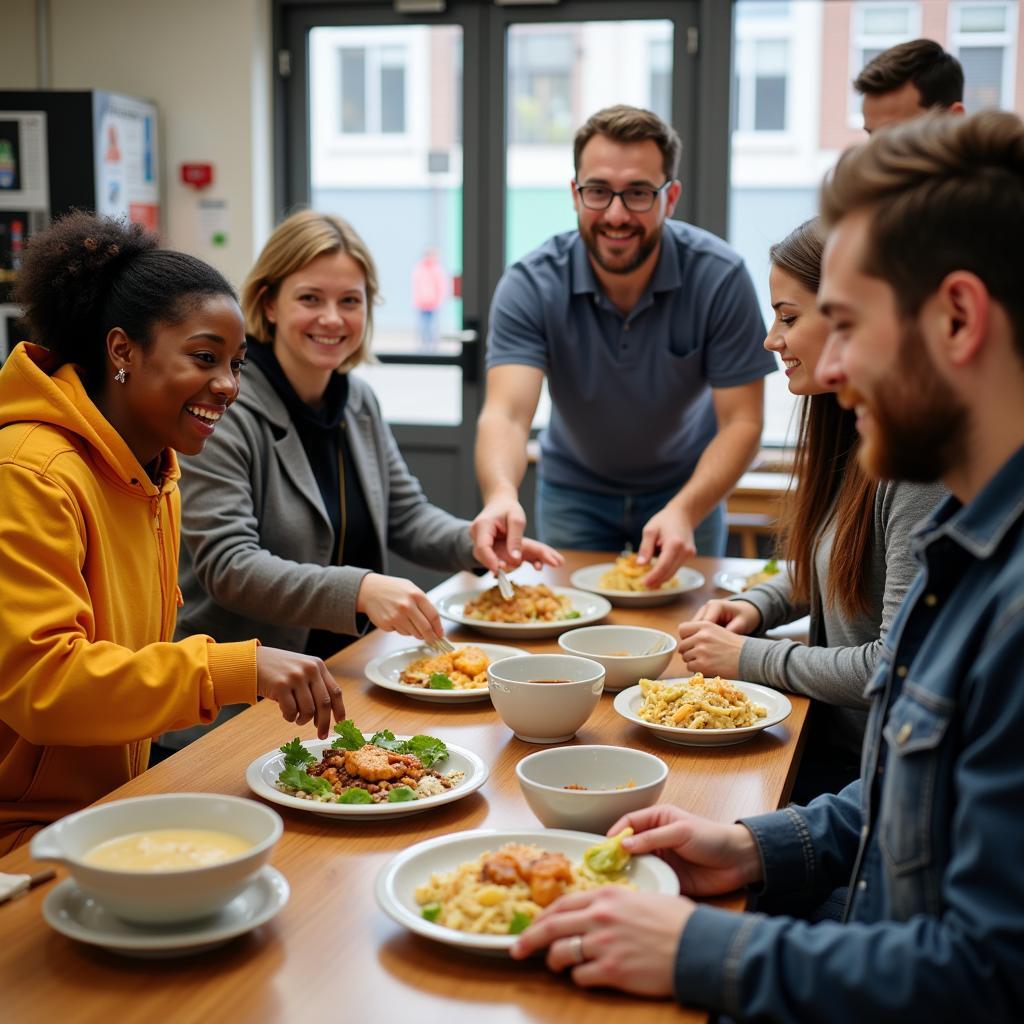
top-left (486, 220), bottom-right (775, 493)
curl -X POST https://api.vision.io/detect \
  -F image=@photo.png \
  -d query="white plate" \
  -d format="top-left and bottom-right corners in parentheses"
top-left (42, 865), bottom-right (289, 958)
top-left (375, 827), bottom-right (680, 955)
top-left (365, 643), bottom-right (529, 703)
top-left (570, 564), bottom-right (706, 607)
top-left (245, 737), bottom-right (488, 818)
top-left (613, 679), bottom-right (792, 747)
top-left (712, 571), bottom-right (748, 595)
top-left (436, 586), bottom-right (611, 639)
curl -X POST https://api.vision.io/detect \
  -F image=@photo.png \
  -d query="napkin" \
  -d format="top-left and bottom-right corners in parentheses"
top-left (0, 869), bottom-right (56, 903)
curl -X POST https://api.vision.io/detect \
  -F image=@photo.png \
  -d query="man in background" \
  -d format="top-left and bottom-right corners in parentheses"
top-left (471, 105), bottom-right (773, 587)
top-left (855, 38), bottom-right (965, 133)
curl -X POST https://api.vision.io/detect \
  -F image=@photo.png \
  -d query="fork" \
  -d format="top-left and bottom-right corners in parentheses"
top-left (496, 567), bottom-right (515, 601)
top-left (426, 635), bottom-right (456, 655)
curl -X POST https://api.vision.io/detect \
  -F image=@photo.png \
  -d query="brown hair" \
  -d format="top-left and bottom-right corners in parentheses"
top-left (853, 39), bottom-right (963, 108)
top-left (770, 219), bottom-right (877, 617)
top-left (820, 109), bottom-right (1024, 362)
top-left (242, 209), bottom-right (380, 371)
top-left (573, 105), bottom-right (682, 181)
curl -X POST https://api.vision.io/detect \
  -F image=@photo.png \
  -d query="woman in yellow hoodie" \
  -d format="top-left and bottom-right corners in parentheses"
top-left (0, 212), bottom-right (347, 853)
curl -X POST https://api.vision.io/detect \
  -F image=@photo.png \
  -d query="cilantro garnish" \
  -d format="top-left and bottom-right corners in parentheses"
top-left (280, 737), bottom-right (315, 768)
top-left (428, 672), bottom-right (454, 690)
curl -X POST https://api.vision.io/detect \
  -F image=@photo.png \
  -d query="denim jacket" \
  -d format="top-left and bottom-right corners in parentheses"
top-left (673, 444), bottom-right (1024, 1023)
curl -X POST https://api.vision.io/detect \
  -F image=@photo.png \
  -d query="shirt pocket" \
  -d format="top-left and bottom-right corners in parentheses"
top-left (878, 686), bottom-right (953, 875)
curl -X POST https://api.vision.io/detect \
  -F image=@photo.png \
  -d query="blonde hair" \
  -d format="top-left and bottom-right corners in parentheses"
top-left (242, 209), bottom-right (380, 371)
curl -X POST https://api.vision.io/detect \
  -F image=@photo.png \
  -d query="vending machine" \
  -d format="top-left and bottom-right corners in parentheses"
top-left (0, 90), bottom-right (160, 360)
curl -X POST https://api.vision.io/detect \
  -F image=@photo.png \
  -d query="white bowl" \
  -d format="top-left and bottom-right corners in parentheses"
top-left (31, 793), bottom-right (283, 925)
top-left (487, 654), bottom-right (605, 743)
top-left (558, 625), bottom-right (677, 692)
top-left (515, 745), bottom-right (668, 833)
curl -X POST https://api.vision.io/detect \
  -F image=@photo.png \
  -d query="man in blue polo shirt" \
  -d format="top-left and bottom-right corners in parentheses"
top-left (471, 105), bottom-right (775, 586)
top-left (510, 110), bottom-right (1024, 1021)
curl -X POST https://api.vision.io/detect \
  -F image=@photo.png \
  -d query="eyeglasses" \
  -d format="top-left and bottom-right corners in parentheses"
top-left (574, 180), bottom-right (671, 213)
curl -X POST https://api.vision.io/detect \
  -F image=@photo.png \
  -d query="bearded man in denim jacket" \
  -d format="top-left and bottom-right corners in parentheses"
top-left (511, 109), bottom-right (1024, 1023)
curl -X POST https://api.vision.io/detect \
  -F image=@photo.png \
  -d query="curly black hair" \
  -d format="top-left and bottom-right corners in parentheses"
top-left (13, 211), bottom-right (236, 391)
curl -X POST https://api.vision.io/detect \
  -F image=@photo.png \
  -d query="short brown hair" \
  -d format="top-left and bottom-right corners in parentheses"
top-left (853, 39), bottom-right (963, 108)
top-left (242, 209), bottom-right (380, 371)
top-left (573, 105), bottom-right (682, 181)
top-left (820, 109), bottom-right (1024, 360)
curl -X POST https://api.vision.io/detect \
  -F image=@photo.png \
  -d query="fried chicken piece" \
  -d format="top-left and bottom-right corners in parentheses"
top-left (481, 852), bottom-right (523, 887)
top-left (343, 744), bottom-right (424, 782)
top-left (452, 646), bottom-right (488, 678)
top-left (527, 853), bottom-right (573, 907)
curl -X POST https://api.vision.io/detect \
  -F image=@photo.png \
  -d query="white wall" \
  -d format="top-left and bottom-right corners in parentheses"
top-left (0, 0), bottom-right (272, 291)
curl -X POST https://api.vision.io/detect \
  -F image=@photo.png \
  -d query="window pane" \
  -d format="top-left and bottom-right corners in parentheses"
top-left (754, 76), bottom-right (787, 130)
top-left (959, 5), bottom-right (1006, 33)
top-left (649, 38), bottom-right (672, 123)
top-left (960, 46), bottom-right (1004, 112)
top-left (380, 66), bottom-right (405, 132)
top-left (862, 7), bottom-right (911, 36)
top-left (755, 38), bottom-right (788, 74)
top-left (340, 48), bottom-right (366, 133)
top-left (310, 22), bottom-right (465, 427)
top-left (509, 31), bottom-right (574, 145)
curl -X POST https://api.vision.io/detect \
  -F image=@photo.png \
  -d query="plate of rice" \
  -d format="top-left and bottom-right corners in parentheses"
top-left (613, 674), bottom-right (792, 747)
top-left (375, 828), bottom-right (680, 954)
top-left (365, 643), bottom-right (529, 703)
top-left (437, 584), bottom-right (610, 639)
top-left (571, 556), bottom-right (706, 607)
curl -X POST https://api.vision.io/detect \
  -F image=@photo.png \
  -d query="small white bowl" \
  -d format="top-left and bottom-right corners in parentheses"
top-left (31, 793), bottom-right (283, 925)
top-left (558, 625), bottom-right (676, 692)
top-left (487, 654), bottom-right (605, 743)
top-left (516, 745), bottom-right (668, 834)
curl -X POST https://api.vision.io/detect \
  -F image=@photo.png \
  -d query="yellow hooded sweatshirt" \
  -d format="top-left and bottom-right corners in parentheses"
top-left (0, 342), bottom-right (257, 853)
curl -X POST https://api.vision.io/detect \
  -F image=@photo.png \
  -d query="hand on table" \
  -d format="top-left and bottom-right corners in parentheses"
top-left (677, 620), bottom-right (746, 679)
top-left (635, 506), bottom-right (697, 589)
top-left (693, 598), bottom-right (762, 633)
top-left (356, 573), bottom-right (444, 642)
top-left (255, 646), bottom-right (346, 740)
top-left (509, 886), bottom-right (694, 996)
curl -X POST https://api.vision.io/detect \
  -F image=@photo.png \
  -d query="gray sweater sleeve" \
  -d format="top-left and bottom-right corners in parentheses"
top-left (729, 571), bottom-right (805, 632)
top-left (737, 481), bottom-right (945, 709)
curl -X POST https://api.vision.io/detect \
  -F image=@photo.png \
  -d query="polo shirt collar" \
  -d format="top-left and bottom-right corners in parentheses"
top-left (917, 443), bottom-right (1024, 560)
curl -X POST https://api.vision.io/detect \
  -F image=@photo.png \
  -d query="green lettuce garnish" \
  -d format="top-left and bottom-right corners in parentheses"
top-left (401, 734), bottom-right (447, 768)
top-left (279, 764), bottom-right (334, 797)
top-left (331, 719), bottom-right (367, 750)
top-left (337, 787), bottom-right (374, 804)
top-left (583, 828), bottom-right (634, 875)
top-left (421, 903), bottom-right (442, 922)
top-left (762, 558), bottom-right (780, 576)
top-left (280, 737), bottom-right (315, 768)
top-left (565, 610), bottom-right (581, 619)
top-left (428, 672), bottom-right (454, 690)
top-left (508, 911), bottom-right (533, 934)
top-left (387, 786), bottom-right (416, 803)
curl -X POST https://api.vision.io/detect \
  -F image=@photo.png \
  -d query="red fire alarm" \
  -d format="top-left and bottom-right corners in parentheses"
top-left (180, 163), bottom-right (214, 190)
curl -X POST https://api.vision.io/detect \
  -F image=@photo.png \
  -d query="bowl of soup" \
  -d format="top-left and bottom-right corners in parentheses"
top-left (558, 625), bottom-right (677, 692)
top-left (30, 793), bottom-right (282, 924)
top-left (487, 654), bottom-right (605, 743)
top-left (516, 744), bottom-right (668, 833)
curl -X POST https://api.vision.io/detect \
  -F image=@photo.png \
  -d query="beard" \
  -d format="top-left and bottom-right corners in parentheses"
top-left (580, 220), bottom-right (662, 276)
top-left (844, 319), bottom-right (968, 483)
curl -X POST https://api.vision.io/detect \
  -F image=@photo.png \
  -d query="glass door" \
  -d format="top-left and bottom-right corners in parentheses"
top-left (278, 1), bottom-right (705, 575)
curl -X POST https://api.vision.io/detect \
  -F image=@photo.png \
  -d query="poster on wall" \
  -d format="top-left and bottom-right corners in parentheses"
top-left (93, 92), bottom-right (160, 232)
top-left (0, 110), bottom-right (50, 307)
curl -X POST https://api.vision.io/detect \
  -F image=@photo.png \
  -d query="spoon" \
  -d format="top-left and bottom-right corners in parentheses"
top-left (496, 568), bottom-right (515, 601)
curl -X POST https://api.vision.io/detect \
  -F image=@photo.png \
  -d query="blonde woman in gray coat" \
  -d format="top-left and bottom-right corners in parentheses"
top-left (159, 211), bottom-right (558, 754)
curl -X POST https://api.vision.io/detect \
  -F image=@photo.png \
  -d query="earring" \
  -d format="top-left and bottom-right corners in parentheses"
top-left (114, 368), bottom-right (127, 384)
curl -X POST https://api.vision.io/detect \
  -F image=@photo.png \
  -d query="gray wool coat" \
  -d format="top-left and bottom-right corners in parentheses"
top-left (174, 360), bottom-right (478, 654)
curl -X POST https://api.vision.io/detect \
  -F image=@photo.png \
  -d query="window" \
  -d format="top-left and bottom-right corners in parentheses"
top-left (951, 2), bottom-right (1017, 114)
top-left (733, 7), bottom-right (794, 136)
top-left (649, 37), bottom-right (672, 123)
top-left (849, 3), bottom-right (921, 123)
top-left (508, 31), bottom-right (575, 145)
top-left (337, 43), bottom-right (409, 135)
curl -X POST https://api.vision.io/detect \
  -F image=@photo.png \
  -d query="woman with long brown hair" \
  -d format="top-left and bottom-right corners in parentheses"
top-left (676, 218), bottom-right (944, 799)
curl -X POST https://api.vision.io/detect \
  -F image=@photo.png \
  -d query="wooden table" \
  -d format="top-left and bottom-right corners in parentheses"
top-left (0, 555), bottom-right (807, 1024)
